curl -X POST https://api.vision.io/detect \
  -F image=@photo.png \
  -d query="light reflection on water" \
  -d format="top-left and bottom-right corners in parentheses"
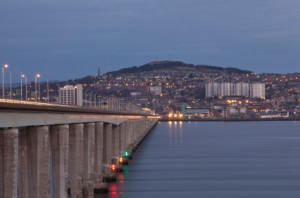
top-left (95, 121), bottom-right (300, 198)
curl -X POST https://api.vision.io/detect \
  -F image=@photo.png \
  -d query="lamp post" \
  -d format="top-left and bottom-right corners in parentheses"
top-left (20, 72), bottom-right (23, 100)
top-left (47, 79), bottom-right (49, 103)
top-left (2, 64), bottom-right (8, 98)
top-left (9, 70), bottom-right (12, 99)
top-left (35, 73), bottom-right (41, 102)
top-left (21, 73), bottom-right (27, 100)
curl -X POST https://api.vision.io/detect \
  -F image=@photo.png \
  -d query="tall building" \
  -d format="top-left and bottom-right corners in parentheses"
top-left (205, 82), bottom-right (220, 97)
top-left (58, 84), bottom-right (83, 106)
top-left (205, 82), bottom-right (213, 97)
top-left (250, 82), bottom-right (265, 99)
top-left (220, 82), bottom-right (233, 97)
top-left (205, 82), bottom-right (265, 99)
top-left (234, 82), bottom-right (249, 97)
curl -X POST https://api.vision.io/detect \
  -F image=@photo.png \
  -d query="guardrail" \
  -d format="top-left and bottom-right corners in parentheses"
top-left (0, 99), bottom-right (154, 115)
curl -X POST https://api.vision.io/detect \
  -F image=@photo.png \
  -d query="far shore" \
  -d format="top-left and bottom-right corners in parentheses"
top-left (159, 118), bottom-right (300, 122)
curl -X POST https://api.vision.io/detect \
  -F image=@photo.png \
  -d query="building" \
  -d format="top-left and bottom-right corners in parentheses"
top-left (250, 83), bottom-right (265, 99)
top-left (58, 84), bottom-right (83, 106)
top-left (220, 82), bottom-right (233, 97)
top-left (205, 82), bottom-right (265, 99)
top-left (205, 82), bottom-right (219, 97)
top-left (234, 82), bottom-right (249, 97)
top-left (150, 86), bottom-right (162, 95)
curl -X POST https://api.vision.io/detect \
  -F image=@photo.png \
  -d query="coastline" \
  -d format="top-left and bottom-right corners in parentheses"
top-left (159, 118), bottom-right (300, 122)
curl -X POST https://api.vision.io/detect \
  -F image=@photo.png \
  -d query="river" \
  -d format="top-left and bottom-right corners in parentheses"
top-left (96, 121), bottom-right (300, 198)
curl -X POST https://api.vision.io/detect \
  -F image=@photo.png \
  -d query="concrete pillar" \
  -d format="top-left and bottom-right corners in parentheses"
top-left (83, 123), bottom-right (95, 198)
top-left (132, 121), bottom-right (138, 145)
top-left (119, 122), bottom-right (126, 152)
top-left (50, 125), bottom-right (69, 198)
top-left (27, 126), bottom-right (50, 198)
top-left (126, 121), bottom-right (131, 146)
top-left (69, 123), bottom-right (84, 198)
top-left (18, 128), bottom-right (28, 198)
top-left (0, 128), bottom-right (19, 198)
top-left (94, 122), bottom-right (104, 183)
top-left (103, 123), bottom-right (112, 164)
top-left (112, 125), bottom-right (120, 157)
top-left (0, 132), bottom-right (2, 198)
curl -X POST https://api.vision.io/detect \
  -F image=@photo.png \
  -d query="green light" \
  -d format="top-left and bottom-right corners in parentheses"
top-left (124, 151), bottom-right (129, 157)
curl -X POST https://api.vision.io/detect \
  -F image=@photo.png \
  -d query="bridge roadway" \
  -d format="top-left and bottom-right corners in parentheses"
top-left (0, 101), bottom-right (158, 198)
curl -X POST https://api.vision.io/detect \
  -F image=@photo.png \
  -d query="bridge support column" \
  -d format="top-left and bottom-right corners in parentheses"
top-left (27, 126), bottom-right (50, 198)
top-left (103, 123), bottom-right (112, 164)
top-left (0, 128), bottom-right (19, 198)
top-left (69, 123), bottom-right (84, 198)
top-left (132, 121), bottom-right (138, 147)
top-left (50, 125), bottom-right (69, 198)
top-left (126, 121), bottom-right (131, 147)
top-left (112, 125), bottom-right (120, 157)
top-left (119, 122), bottom-right (126, 152)
top-left (83, 123), bottom-right (95, 198)
top-left (94, 122), bottom-right (104, 183)
top-left (18, 128), bottom-right (28, 198)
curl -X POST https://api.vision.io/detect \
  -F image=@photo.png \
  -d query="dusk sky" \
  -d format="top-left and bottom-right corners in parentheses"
top-left (1, 0), bottom-right (300, 82)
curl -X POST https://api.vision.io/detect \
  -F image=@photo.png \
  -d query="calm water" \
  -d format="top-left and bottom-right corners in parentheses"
top-left (97, 121), bottom-right (300, 198)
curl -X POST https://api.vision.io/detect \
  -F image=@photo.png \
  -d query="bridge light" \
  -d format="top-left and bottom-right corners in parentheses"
top-left (123, 151), bottom-right (129, 157)
top-left (111, 164), bottom-right (116, 172)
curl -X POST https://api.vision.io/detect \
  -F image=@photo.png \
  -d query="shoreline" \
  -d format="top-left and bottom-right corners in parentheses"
top-left (159, 118), bottom-right (300, 122)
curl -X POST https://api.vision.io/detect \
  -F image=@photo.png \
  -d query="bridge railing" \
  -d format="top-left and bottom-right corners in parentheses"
top-left (0, 98), bottom-right (154, 115)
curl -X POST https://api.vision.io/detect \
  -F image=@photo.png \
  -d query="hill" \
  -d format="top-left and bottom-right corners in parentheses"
top-left (107, 60), bottom-right (252, 75)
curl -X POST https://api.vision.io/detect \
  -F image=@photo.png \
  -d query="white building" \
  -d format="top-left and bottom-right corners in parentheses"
top-left (58, 84), bottom-right (83, 106)
top-left (205, 82), bottom-right (219, 97)
top-left (234, 82), bottom-right (249, 97)
top-left (205, 82), bottom-right (265, 99)
top-left (220, 82), bottom-right (233, 97)
top-left (250, 82), bottom-right (265, 99)
top-left (205, 82), bottom-right (213, 97)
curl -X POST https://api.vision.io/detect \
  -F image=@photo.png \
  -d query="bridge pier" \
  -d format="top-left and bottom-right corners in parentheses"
top-left (27, 126), bottom-right (51, 198)
top-left (103, 123), bottom-right (112, 164)
top-left (112, 125), bottom-right (120, 158)
top-left (18, 128), bottom-right (28, 198)
top-left (94, 122), bottom-right (104, 183)
top-left (83, 123), bottom-right (95, 198)
top-left (0, 128), bottom-right (19, 198)
top-left (0, 108), bottom-right (158, 197)
top-left (69, 123), bottom-right (84, 198)
top-left (50, 124), bottom-right (69, 198)
top-left (120, 122), bottom-right (126, 152)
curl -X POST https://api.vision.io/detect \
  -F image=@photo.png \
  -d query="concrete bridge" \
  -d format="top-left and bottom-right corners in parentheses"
top-left (0, 101), bottom-right (158, 198)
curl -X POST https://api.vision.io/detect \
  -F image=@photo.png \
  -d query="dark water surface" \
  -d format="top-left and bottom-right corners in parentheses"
top-left (96, 121), bottom-right (300, 198)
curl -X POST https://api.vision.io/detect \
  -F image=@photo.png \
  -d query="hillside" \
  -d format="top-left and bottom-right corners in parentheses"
top-left (107, 60), bottom-right (252, 75)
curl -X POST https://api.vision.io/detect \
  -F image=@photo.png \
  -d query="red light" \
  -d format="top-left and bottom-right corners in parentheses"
top-left (111, 164), bottom-right (116, 172)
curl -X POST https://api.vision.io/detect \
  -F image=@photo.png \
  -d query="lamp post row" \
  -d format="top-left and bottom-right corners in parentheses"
top-left (2, 63), bottom-right (42, 101)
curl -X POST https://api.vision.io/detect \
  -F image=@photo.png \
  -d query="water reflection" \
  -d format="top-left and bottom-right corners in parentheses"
top-left (168, 121), bottom-right (183, 141)
top-left (95, 121), bottom-right (300, 198)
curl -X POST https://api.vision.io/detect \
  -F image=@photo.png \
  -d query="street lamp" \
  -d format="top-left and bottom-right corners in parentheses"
top-left (35, 73), bottom-right (41, 102)
top-left (21, 73), bottom-right (27, 100)
top-left (9, 69), bottom-right (12, 99)
top-left (2, 64), bottom-right (8, 98)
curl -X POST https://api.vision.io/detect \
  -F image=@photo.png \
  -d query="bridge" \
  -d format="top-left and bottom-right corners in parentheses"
top-left (0, 100), bottom-right (158, 198)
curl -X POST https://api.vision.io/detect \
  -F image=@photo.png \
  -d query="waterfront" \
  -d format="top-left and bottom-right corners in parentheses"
top-left (97, 121), bottom-right (300, 198)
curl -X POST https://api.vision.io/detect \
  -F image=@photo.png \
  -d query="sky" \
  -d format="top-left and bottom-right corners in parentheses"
top-left (1, 0), bottom-right (300, 82)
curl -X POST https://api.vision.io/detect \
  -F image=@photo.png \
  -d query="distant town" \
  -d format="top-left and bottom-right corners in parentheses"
top-left (3, 60), bottom-right (300, 120)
